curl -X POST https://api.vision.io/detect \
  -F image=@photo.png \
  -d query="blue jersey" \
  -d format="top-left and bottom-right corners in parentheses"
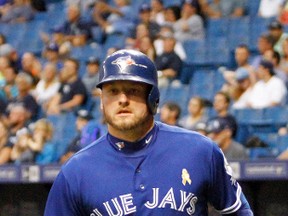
top-left (44, 122), bottom-right (253, 215)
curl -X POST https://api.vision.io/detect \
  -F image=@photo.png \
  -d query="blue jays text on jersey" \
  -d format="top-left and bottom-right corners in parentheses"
top-left (44, 122), bottom-right (253, 215)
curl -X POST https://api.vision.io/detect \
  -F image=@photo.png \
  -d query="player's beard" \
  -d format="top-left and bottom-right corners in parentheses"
top-left (103, 107), bottom-right (152, 132)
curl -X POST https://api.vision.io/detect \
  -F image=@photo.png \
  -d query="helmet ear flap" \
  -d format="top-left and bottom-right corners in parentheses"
top-left (147, 86), bottom-right (160, 115)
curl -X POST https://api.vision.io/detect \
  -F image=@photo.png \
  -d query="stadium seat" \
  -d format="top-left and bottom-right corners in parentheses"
top-left (207, 37), bottom-right (230, 67)
top-left (232, 108), bottom-right (264, 124)
top-left (248, 147), bottom-right (278, 160)
top-left (160, 85), bottom-right (190, 117)
top-left (278, 135), bottom-right (288, 153)
top-left (263, 106), bottom-right (288, 126)
top-left (246, 0), bottom-right (261, 17)
top-left (228, 17), bottom-right (250, 51)
top-left (206, 18), bottom-right (229, 39)
top-left (188, 69), bottom-right (216, 101)
top-left (70, 43), bottom-right (103, 62)
top-left (183, 40), bottom-right (207, 66)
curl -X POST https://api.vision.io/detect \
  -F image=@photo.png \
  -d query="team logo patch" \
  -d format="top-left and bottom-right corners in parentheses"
top-left (181, 168), bottom-right (192, 186)
top-left (115, 142), bottom-right (125, 150)
top-left (112, 55), bottom-right (147, 73)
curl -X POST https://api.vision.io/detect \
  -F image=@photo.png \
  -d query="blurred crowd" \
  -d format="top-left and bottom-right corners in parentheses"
top-left (1, 0), bottom-right (288, 165)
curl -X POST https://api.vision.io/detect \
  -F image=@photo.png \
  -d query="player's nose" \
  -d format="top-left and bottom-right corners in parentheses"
top-left (118, 92), bottom-right (129, 105)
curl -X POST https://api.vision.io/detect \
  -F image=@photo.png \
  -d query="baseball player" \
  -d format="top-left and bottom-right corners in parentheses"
top-left (44, 49), bottom-right (253, 215)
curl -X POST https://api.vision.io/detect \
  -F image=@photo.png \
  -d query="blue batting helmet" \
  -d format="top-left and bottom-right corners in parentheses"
top-left (97, 49), bottom-right (160, 115)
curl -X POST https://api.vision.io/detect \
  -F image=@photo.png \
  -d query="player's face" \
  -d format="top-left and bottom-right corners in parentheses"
top-left (101, 81), bottom-right (152, 133)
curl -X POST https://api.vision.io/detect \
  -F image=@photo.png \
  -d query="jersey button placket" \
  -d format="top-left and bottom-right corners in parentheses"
top-left (135, 167), bottom-right (145, 191)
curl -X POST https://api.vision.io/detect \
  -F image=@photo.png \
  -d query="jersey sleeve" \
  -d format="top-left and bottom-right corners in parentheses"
top-left (208, 144), bottom-right (253, 215)
top-left (44, 170), bottom-right (83, 216)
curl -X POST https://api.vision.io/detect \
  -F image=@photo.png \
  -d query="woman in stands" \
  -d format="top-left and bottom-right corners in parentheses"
top-left (179, 96), bottom-right (208, 130)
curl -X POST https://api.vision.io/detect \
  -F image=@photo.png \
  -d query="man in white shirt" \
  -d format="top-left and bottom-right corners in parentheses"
top-left (248, 59), bottom-right (287, 108)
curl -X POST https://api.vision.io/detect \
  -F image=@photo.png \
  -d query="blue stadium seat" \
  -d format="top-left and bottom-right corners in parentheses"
top-left (179, 64), bottom-right (193, 85)
top-left (103, 33), bottom-right (126, 56)
top-left (206, 18), bottom-right (229, 39)
top-left (246, 0), bottom-right (261, 17)
top-left (278, 135), bottom-right (288, 153)
top-left (248, 147), bottom-right (278, 160)
top-left (160, 85), bottom-right (190, 117)
top-left (70, 43), bottom-right (103, 62)
top-left (228, 17), bottom-right (250, 51)
top-left (232, 108), bottom-right (265, 124)
top-left (207, 37), bottom-right (230, 66)
top-left (183, 40), bottom-right (207, 66)
top-left (263, 106), bottom-right (288, 126)
top-left (254, 132), bottom-right (279, 148)
top-left (188, 69), bottom-right (215, 101)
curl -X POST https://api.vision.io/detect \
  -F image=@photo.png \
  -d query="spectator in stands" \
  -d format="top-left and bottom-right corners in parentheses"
top-left (159, 101), bottom-right (181, 126)
top-left (93, 0), bottom-right (135, 36)
top-left (0, 0), bottom-right (34, 23)
top-left (193, 121), bottom-right (208, 135)
top-left (163, 5), bottom-right (181, 27)
top-left (279, 1), bottom-right (288, 25)
top-left (41, 42), bottom-right (63, 70)
top-left (0, 56), bottom-right (12, 85)
top-left (20, 52), bottom-right (42, 86)
top-left (66, 0), bottom-right (96, 13)
top-left (258, 0), bottom-right (284, 18)
top-left (279, 37), bottom-right (288, 82)
top-left (81, 56), bottom-right (100, 97)
top-left (33, 118), bottom-right (57, 164)
top-left (0, 120), bottom-right (12, 165)
top-left (278, 123), bottom-right (288, 136)
top-left (204, 0), bottom-right (246, 18)
top-left (251, 33), bottom-right (274, 70)
top-left (222, 44), bottom-right (257, 99)
top-left (32, 63), bottom-right (60, 109)
top-left (10, 118), bottom-right (57, 164)
top-left (6, 72), bottom-right (39, 121)
top-left (247, 59), bottom-right (287, 108)
top-left (2, 104), bottom-right (30, 139)
top-left (264, 49), bottom-right (288, 84)
top-left (206, 117), bottom-right (248, 160)
top-left (278, 148), bottom-right (288, 160)
top-left (150, 0), bottom-right (165, 26)
top-left (40, 26), bottom-right (72, 59)
top-left (135, 3), bottom-right (160, 41)
top-left (0, 43), bottom-right (20, 72)
top-left (138, 36), bottom-right (157, 61)
top-left (179, 96), bottom-right (208, 130)
top-left (173, 0), bottom-right (205, 42)
top-left (57, 4), bottom-right (93, 47)
top-left (154, 25), bottom-right (186, 61)
top-left (46, 58), bottom-right (87, 115)
top-left (210, 91), bottom-right (238, 138)
top-left (0, 66), bottom-right (18, 101)
top-left (232, 67), bottom-right (255, 109)
top-left (268, 20), bottom-right (288, 57)
top-left (60, 109), bottom-right (102, 164)
top-left (154, 32), bottom-right (182, 87)
top-left (125, 23), bottom-right (150, 50)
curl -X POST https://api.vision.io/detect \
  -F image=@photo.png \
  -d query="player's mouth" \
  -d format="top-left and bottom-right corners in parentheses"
top-left (116, 110), bottom-right (132, 116)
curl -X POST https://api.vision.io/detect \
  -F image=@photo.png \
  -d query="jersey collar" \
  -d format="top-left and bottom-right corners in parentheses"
top-left (108, 124), bottom-right (158, 154)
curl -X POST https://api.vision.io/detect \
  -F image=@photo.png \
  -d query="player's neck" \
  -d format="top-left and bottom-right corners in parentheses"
top-left (108, 119), bottom-right (155, 143)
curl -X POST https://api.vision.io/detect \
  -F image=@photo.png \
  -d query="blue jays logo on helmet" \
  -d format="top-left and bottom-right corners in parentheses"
top-left (97, 49), bottom-right (160, 115)
top-left (112, 55), bottom-right (147, 73)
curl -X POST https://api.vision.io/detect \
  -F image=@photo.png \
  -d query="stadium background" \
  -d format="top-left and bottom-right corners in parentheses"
top-left (0, 0), bottom-right (288, 215)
